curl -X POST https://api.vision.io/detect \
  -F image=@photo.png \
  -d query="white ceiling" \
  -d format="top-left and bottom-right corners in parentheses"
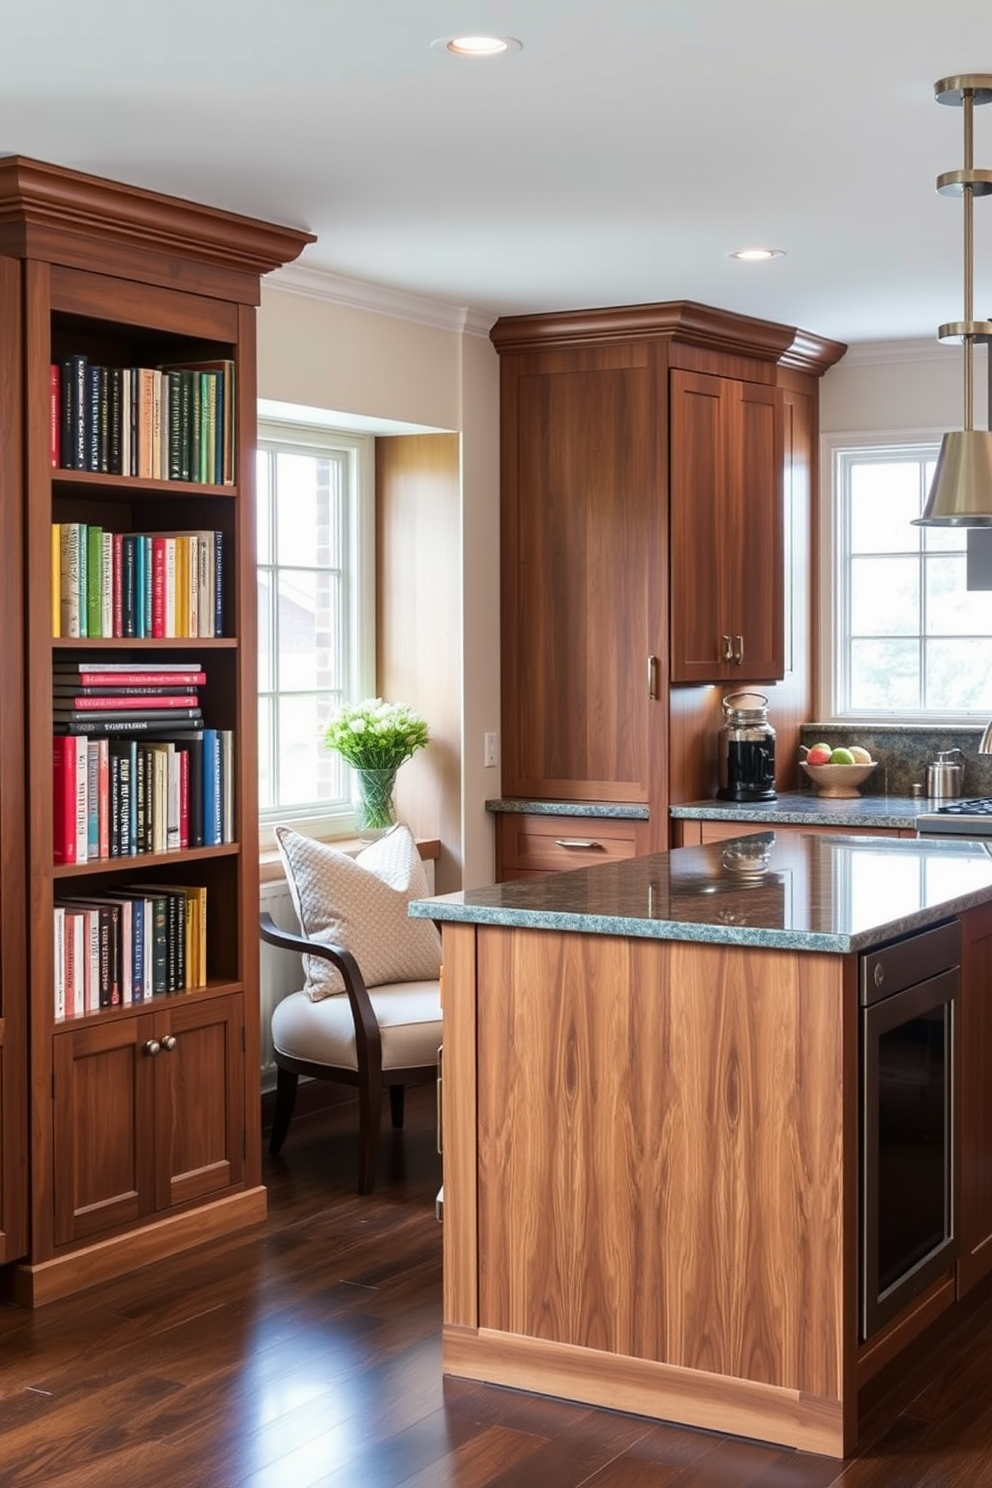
top-left (4, 1), bottom-right (992, 348)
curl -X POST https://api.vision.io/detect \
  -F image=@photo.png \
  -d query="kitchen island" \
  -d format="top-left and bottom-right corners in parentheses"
top-left (411, 832), bottom-right (992, 1458)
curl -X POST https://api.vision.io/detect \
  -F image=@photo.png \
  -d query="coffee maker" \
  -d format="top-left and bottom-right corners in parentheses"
top-left (716, 691), bottom-right (777, 802)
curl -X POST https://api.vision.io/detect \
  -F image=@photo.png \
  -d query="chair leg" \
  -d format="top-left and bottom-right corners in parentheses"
top-left (268, 1065), bottom-right (299, 1155)
top-left (389, 1084), bottom-right (405, 1130)
top-left (357, 1071), bottom-right (384, 1195)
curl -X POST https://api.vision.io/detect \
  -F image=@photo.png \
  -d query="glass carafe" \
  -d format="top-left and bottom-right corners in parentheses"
top-left (716, 691), bottom-right (777, 802)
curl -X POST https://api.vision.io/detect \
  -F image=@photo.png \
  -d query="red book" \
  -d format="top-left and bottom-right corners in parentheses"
top-left (53, 735), bottom-right (76, 864)
top-left (50, 364), bottom-right (61, 468)
top-left (178, 747), bottom-right (189, 850)
top-left (53, 693), bottom-right (201, 711)
top-left (52, 670), bottom-right (206, 688)
top-left (97, 740), bottom-right (110, 860)
top-left (152, 536), bottom-right (166, 638)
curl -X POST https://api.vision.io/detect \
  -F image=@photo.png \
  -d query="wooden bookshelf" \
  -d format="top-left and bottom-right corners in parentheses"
top-left (0, 157), bottom-right (312, 1305)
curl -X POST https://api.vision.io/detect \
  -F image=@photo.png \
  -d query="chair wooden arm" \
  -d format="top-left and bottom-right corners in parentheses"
top-left (259, 910), bottom-right (381, 1066)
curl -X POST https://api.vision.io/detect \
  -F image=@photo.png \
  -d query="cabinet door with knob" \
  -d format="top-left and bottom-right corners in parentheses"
top-left (669, 368), bottom-right (785, 683)
top-left (52, 993), bottom-right (245, 1248)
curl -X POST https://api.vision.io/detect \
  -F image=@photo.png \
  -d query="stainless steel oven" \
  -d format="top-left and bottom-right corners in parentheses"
top-left (860, 919), bottom-right (959, 1340)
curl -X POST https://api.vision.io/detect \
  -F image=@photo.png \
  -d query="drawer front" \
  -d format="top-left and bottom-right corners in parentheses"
top-left (498, 813), bottom-right (644, 876)
top-left (674, 819), bottom-right (912, 847)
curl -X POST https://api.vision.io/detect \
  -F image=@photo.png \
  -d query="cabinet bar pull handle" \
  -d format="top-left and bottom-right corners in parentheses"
top-left (734, 634), bottom-right (745, 666)
top-left (555, 838), bottom-right (602, 850)
top-left (647, 654), bottom-right (659, 699)
top-left (722, 634), bottom-right (733, 661)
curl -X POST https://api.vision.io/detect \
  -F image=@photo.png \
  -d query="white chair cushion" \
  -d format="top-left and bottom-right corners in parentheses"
top-left (272, 982), bottom-right (442, 1072)
top-left (274, 822), bottom-right (441, 1001)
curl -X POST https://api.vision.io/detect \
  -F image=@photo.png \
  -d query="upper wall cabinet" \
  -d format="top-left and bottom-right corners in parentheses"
top-left (669, 368), bottom-right (784, 683)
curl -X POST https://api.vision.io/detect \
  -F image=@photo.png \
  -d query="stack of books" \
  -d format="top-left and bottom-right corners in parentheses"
top-left (50, 355), bottom-right (235, 485)
top-left (52, 522), bottom-right (223, 638)
top-left (53, 882), bottom-right (208, 1018)
top-left (52, 662), bottom-right (233, 863)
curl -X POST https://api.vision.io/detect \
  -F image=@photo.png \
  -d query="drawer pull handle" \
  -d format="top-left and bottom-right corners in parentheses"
top-left (555, 838), bottom-right (603, 850)
top-left (734, 633), bottom-right (745, 667)
top-left (722, 633), bottom-right (734, 661)
top-left (647, 654), bottom-right (659, 700)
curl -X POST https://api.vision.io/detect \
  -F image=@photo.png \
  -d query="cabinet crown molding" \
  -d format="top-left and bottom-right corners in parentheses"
top-left (0, 155), bottom-right (315, 298)
top-left (490, 298), bottom-right (847, 376)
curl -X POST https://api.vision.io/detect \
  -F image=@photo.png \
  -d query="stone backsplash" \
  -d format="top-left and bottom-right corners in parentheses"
top-left (796, 723), bottom-right (992, 799)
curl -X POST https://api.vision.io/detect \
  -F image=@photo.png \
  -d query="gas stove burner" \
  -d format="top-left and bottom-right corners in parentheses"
top-left (916, 797), bottom-right (992, 835)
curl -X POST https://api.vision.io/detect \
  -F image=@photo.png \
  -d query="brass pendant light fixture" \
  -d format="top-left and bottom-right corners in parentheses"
top-left (914, 75), bottom-right (992, 527)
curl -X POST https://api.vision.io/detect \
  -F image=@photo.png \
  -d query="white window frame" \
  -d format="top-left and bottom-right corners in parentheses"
top-left (256, 416), bottom-right (375, 844)
top-left (819, 426), bottom-right (992, 723)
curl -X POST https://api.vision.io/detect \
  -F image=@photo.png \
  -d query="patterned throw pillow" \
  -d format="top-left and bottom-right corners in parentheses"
top-left (274, 823), bottom-right (441, 1001)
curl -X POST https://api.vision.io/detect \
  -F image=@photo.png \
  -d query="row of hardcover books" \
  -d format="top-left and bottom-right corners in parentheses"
top-left (53, 728), bottom-right (234, 864)
top-left (53, 883), bottom-right (208, 1019)
top-left (51, 355), bottom-right (235, 485)
top-left (53, 523), bottom-right (224, 639)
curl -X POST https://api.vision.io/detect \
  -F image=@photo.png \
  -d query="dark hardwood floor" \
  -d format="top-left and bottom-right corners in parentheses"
top-left (3, 1088), bottom-right (992, 1487)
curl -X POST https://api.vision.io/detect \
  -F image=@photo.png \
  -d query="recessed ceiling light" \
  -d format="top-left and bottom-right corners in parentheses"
top-left (431, 35), bottom-right (522, 57)
top-left (727, 248), bottom-right (785, 262)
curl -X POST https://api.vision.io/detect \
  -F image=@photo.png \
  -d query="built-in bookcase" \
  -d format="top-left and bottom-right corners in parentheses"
top-left (0, 156), bottom-right (312, 1305)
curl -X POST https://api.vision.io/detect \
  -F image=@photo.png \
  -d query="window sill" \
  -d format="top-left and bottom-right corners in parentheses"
top-left (259, 834), bottom-right (440, 883)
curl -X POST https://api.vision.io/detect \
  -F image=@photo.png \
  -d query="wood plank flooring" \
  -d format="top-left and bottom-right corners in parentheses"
top-left (2, 1087), bottom-right (992, 1487)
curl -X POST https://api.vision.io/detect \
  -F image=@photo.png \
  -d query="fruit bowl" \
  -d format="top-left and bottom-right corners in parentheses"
top-left (800, 761), bottom-right (878, 798)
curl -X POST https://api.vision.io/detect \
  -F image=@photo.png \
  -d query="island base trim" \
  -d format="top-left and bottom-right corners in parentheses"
top-left (443, 1324), bottom-right (851, 1459)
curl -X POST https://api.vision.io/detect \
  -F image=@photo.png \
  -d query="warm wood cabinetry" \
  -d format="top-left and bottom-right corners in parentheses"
top-left (491, 302), bottom-right (845, 857)
top-left (0, 158), bottom-right (311, 1306)
top-left (669, 369), bottom-right (784, 682)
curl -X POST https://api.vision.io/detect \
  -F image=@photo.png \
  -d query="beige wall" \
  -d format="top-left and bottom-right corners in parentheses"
top-left (256, 280), bottom-right (501, 888)
top-left (820, 341), bottom-right (983, 435)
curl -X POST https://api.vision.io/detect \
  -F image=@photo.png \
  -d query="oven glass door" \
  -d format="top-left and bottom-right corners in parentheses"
top-left (861, 968), bottom-right (956, 1340)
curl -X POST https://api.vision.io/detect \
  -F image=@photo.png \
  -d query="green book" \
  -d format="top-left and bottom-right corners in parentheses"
top-left (86, 525), bottom-right (103, 638)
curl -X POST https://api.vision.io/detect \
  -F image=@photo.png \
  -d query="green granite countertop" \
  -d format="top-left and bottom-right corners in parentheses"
top-left (410, 831), bottom-right (992, 953)
top-left (669, 791), bottom-right (924, 829)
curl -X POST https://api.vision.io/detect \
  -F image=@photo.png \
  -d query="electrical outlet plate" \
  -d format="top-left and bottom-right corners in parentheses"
top-left (484, 732), bottom-right (498, 768)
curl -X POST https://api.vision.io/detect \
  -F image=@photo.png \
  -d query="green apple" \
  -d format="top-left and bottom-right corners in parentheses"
top-left (829, 747), bottom-right (855, 765)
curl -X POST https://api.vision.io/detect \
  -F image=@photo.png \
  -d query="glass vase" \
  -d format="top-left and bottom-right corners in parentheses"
top-left (351, 766), bottom-right (398, 842)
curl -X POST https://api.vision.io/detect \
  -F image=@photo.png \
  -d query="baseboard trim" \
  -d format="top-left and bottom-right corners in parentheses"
top-left (11, 1187), bottom-right (268, 1308)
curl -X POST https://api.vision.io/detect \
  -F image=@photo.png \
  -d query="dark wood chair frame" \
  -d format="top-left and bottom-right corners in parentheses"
top-left (259, 911), bottom-right (440, 1194)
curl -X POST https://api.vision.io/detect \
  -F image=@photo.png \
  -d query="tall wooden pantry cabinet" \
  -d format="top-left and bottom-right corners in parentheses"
top-left (490, 301), bottom-right (845, 861)
top-left (0, 157), bottom-right (312, 1305)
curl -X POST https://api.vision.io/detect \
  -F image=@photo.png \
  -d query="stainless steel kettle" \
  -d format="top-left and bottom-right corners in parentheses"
top-left (926, 748), bottom-right (963, 799)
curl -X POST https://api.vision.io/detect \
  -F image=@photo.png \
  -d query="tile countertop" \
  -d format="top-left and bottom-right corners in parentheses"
top-left (410, 831), bottom-right (992, 953)
top-left (669, 790), bottom-right (924, 829)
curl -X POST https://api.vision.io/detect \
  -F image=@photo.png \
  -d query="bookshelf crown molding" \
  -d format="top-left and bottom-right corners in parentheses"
top-left (0, 155), bottom-right (314, 302)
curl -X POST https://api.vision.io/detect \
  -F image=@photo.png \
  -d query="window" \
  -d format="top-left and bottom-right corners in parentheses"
top-left (256, 420), bottom-right (374, 835)
top-left (823, 434), bottom-right (992, 719)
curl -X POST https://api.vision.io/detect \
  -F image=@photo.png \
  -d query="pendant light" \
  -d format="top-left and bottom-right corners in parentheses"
top-left (914, 75), bottom-right (992, 527)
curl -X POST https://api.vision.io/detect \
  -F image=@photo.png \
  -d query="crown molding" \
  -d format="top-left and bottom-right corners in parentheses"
top-left (265, 261), bottom-right (496, 337)
top-left (840, 336), bottom-right (960, 366)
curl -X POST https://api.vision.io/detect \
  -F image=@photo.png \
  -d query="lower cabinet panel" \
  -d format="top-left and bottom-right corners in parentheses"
top-left (53, 992), bottom-right (245, 1250)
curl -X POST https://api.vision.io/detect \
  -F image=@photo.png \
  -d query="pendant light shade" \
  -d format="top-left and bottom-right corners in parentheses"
top-left (913, 75), bottom-right (992, 528)
top-left (917, 429), bottom-right (992, 526)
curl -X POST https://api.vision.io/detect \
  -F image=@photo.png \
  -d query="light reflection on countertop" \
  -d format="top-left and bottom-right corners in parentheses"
top-left (409, 832), bottom-right (992, 953)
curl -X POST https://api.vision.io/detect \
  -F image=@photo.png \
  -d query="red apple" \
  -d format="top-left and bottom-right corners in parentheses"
top-left (806, 745), bottom-right (832, 766)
